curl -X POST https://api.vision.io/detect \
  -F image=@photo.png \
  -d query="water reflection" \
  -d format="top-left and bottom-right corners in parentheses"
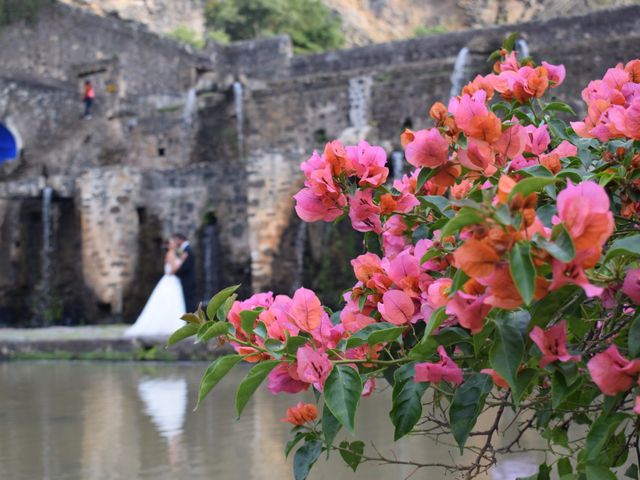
top-left (0, 362), bottom-right (545, 479)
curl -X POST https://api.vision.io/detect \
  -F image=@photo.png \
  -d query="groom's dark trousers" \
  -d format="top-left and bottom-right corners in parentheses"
top-left (176, 244), bottom-right (198, 312)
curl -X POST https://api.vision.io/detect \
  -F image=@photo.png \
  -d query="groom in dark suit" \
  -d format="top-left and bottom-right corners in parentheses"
top-left (173, 233), bottom-right (198, 312)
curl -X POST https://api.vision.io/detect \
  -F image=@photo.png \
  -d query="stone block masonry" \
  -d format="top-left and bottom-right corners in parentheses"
top-left (0, 1), bottom-right (638, 323)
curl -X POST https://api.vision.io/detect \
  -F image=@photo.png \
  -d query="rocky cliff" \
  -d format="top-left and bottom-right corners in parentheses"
top-left (60, 0), bottom-right (636, 46)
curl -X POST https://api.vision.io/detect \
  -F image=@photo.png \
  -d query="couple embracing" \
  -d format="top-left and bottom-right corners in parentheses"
top-left (125, 233), bottom-right (198, 338)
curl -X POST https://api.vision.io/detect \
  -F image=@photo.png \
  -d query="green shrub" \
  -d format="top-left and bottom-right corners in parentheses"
top-left (205, 0), bottom-right (344, 54)
top-left (0, 0), bottom-right (52, 26)
top-left (166, 25), bottom-right (206, 49)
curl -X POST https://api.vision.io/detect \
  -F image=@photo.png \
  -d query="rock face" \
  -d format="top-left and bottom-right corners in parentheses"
top-left (0, 2), bottom-right (639, 324)
top-left (59, 0), bottom-right (635, 47)
top-left (59, 0), bottom-right (206, 37)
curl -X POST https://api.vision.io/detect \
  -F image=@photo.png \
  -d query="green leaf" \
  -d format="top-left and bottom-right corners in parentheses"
top-left (502, 32), bottom-right (518, 51)
top-left (240, 309), bottom-right (261, 336)
top-left (603, 234), bottom-right (640, 264)
top-left (293, 439), bottom-right (322, 480)
top-left (216, 294), bottom-right (237, 322)
top-left (200, 321), bottom-right (230, 343)
top-left (338, 440), bottom-right (364, 472)
top-left (421, 195), bottom-right (452, 217)
top-left (167, 323), bottom-right (199, 346)
top-left (543, 102), bottom-right (576, 116)
top-left (323, 366), bottom-right (363, 433)
top-left (628, 313), bottom-right (640, 358)
top-left (180, 313), bottom-right (202, 324)
top-left (625, 464), bottom-right (639, 479)
top-left (408, 307), bottom-right (446, 360)
top-left (551, 371), bottom-right (583, 409)
top-left (322, 403), bottom-right (342, 448)
top-left (450, 373), bottom-right (493, 453)
top-left (490, 314), bottom-right (525, 391)
top-left (196, 354), bottom-right (243, 407)
top-left (389, 362), bottom-right (428, 440)
top-left (509, 242), bottom-right (536, 305)
top-left (284, 336), bottom-right (309, 355)
top-left (449, 268), bottom-right (470, 296)
top-left (508, 177), bottom-right (558, 202)
top-left (533, 224), bottom-right (575, 263)
top-left (207, 285), bottom-right (240, 320)
top-left (440, 207), bottom-right (484, 238)
top-left (416, 167), bottom-right (436, 192)
top-left (585, 465), bottom-right (616, 480)
top-left (585, 412), bottom-right (626, 462)
top-left (557, 458), bottom-right (572, 476)
top-left (513, 368), bottom-right (537, 404)
top-left (530, 286), bottom-right (580, 330)
top-left (346, 322), bottom-right (404, 349)
top-left (285, 431), bottom-right (307, 459)
top-left (235, 360), bottom-right (280, 418)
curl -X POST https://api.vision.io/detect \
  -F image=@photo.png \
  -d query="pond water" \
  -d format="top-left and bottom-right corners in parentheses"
top-left (0, 361), bottom-right (544, 479)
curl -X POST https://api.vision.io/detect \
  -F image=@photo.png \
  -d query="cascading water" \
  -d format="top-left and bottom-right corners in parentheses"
top-left (291, 222), bottom-right (307, 293)
top-left (348, 75), bottom-right (373, 128)
top-left (449, 47), bottom-right (470, 98)
top-left (516, 39), bottom-right (530, 59)
top-left (37, 186), bottom-right (54, 323)
top-left (182, 88), bottom-right (197, 125)
top-left (233, 81), bottom-right (244, 159)
top-left (391, 151), bottom-right (404, 183)
top-left (202, 222), bottom-right (220, 300)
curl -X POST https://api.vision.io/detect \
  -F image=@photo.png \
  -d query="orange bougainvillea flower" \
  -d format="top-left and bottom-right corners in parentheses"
top-left (280, 402), bottom-right (318, 426)
top-left (453, 238), bottom-right (500, 278)
top-left (431, 164), bottom-right (461, 188)
top-left (497, 175), bottom-right (516, 204)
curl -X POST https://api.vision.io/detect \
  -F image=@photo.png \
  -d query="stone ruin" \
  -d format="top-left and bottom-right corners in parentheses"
top-left (0, 2), bottom-right (638, 325)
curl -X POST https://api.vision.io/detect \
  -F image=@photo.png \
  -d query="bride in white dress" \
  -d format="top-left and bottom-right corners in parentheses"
top-left (125, 238), bottom-right (187, 338)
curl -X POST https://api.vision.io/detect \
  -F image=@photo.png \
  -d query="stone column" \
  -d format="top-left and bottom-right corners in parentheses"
top-left (76, 167), bottom-right (142, 315)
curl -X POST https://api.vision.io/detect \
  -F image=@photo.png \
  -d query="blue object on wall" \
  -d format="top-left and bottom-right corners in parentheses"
top-left (0, 124), bottom-right (17, 163)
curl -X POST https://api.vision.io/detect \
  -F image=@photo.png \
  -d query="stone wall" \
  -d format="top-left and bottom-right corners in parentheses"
top-left (0, 2), bottom-right (639, 323)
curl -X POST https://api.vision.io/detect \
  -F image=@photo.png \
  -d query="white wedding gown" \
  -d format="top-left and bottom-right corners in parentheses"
top-left (124, 264), bottom-right (186, 338)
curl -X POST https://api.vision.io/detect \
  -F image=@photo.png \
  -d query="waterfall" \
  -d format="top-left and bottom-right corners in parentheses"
top-left (202, 223), bottom-right (220, 299)
top-left (516, 39), bottom-right (530, 59)
top-left (182, 88), bottom-right (197, 125)
top-left (39, 187), bottom-right (54, 321)
top-left (233, 81), bottom-right (244, 159)
top-left (291, 222), bottom-right (307, 293)
top-left (348, 75), bottom-right (373, 128)
top-left (391, 151), bottom-right (404, 182)
top-left (449, 47), bottom-right (470, 98)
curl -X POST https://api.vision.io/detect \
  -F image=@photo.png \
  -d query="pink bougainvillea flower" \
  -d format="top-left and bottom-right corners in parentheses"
top-left (556, 180), bottom-right (614, 252)
top-left (457, 139), bottom-right (497, 176)
top-left (529, 320), bottom-right (580, 368)
top-left (480, 368), bottom-right (509, 389)
top-left (635, 395), bottom-right (640, 415)
top-left (362, 378), bottom-right (376, 397)
top-left (267, 363), bottom-right (309, 394)
top-left (623, 269), bottom-right (640, 305)
top-left (415, 346), bottom-right (463, 385)
top-left (549, 256), bottom-right (603, 298)
top-left (426, 278), bottom-right (452, 309)
top-left (294, 187), bottom-right (346, 223)
top-left (386, 249), bottom-right (421, 290)
top-left (296, 345), bottom-right (333, 391)
top-left (377, 289), bottom-right (415, 325)
top-left (446, 291), bottom-right (492, 334)
top-left (348, 189), bottom-right (382, 233)
top-left (524, 124), bottom-right (551, 155)
top-left (280, 402), bottom-right (318, 426)
top-left (311, 313), bottom-right (345, 350)
top-left (402, 128), bottom-right (450, 168)
top-left (541, 61), bottom-right (566, 86)
top-left (346, 140), bottom-right (389, 187)
top-left (450, 91), bottom-right (502, 144)
top-left (493, 121), bottom-right (528, 159)
top-left (340, 301), bottom-right (376, 333)
top-left (588, 345), bottom-right (640, 396)
top-left (287, 287), bottom-right (324, 332)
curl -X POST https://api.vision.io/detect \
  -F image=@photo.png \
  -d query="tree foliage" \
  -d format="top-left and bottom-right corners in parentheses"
top-left (0, 0), bottom-right (51, 26)
top-left (204, 0), bottom-right (344, 53)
